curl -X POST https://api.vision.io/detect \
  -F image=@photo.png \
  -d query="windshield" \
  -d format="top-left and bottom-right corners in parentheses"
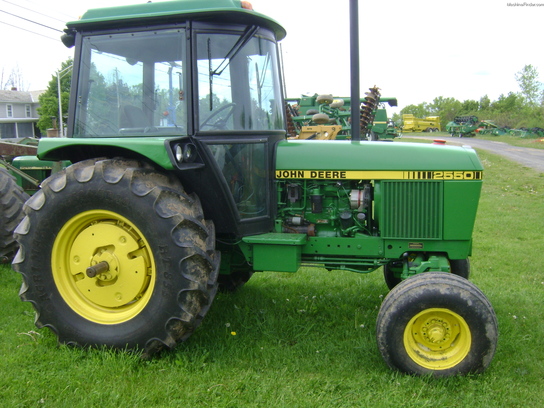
top-left (72, 26), bottom-right (284, 138)
top-left (74, 29), bottom-right (186, 137)
top-left (196, 29), bottom-right (284, 132)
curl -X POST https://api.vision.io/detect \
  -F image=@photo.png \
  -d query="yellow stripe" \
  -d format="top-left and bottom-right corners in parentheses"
top-left (275, 170), bottom-right (482, 180)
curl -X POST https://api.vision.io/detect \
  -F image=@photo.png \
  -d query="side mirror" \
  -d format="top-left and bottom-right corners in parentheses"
top-left (61, 29), bottom-right (76, 48)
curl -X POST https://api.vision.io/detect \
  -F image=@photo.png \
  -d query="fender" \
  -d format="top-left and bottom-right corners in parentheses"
top-left (37, 137), bottom-right (177, 170)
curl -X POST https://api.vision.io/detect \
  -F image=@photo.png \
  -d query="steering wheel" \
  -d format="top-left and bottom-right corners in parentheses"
top-left (200, 103), bottom-right (236, 130)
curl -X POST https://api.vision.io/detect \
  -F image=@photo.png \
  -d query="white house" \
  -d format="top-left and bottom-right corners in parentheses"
top-left (0, 89), bottom-right (44, 138)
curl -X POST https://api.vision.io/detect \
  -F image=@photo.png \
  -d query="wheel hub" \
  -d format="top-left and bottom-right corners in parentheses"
top-left (421, 318), bottom-right (451, 344)
top-left (88, 251), bottom-right (119, 283)
top-left (52, 210), bottom-right (155, 324)
top-left (404, 308), bottom-right (471, 370)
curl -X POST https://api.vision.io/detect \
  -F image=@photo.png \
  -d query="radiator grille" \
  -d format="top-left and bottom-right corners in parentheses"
top-left (381, 181), bottom-right (443, 239)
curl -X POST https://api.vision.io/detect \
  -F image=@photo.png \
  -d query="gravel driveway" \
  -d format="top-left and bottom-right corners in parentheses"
top-left (402, 135), bottom-right (544, 173)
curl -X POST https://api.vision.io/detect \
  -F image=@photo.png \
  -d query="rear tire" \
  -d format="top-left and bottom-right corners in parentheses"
top-left (376, 272), bottom-right (497, 376)
top-left (218, 268), bottom-right (254, 292)
top-left (13, 158), bottom-right (219, 356)
top-left (0, 167), bottom-right (29, 262)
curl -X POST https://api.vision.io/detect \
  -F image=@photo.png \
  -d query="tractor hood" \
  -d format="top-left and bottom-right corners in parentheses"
top-left (275, 140), bottom-right (483, 181)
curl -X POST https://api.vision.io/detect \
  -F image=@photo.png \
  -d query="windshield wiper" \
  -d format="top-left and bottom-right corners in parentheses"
top-left (208, 25), bottom-right (258, 110)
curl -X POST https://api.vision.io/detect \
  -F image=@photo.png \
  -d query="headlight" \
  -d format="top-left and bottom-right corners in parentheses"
top-left (174, 144), bottom-right (183, 163)
top-left (182, 143), bottom-right (196, 163)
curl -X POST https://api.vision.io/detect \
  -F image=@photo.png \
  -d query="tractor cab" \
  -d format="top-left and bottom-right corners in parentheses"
top-left (45, 0), bottom-right (287, 237)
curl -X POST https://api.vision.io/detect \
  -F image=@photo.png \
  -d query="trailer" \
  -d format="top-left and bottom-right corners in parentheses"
top-left (402, 114), bottom-right (441, 132)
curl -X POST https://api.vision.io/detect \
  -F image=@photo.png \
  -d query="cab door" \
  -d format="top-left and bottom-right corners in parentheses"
top-left (184, 22), bottom-right (286, 237)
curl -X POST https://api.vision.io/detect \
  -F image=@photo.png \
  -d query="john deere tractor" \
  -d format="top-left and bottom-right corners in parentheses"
top-left (13, 0), bottom-right (497, 377)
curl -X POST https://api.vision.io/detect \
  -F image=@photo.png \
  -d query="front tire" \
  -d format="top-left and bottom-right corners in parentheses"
top-left (376, 273), bottom-right (497, 376)
top-left (13, 159), bottom-right (219, 356)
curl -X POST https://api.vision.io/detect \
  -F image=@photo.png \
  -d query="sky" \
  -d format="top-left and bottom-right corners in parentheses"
top-left (1, 0), bottom-right (543, 114)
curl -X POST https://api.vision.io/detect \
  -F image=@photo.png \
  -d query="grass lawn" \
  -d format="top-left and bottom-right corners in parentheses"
top-left (0, 149), bottom-right (542, 407)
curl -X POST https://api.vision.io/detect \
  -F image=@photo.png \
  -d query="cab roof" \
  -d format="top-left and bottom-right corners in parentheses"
top-left (67, 0), bottom-right (286, 40)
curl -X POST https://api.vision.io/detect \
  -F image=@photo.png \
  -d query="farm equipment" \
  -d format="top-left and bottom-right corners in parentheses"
top-left (12, 0), bottom-right (497, 377)
top-left (477, 121), bottom-right (544, 138)
top-left (402, 114), bottom-right (441, 132)
top-left (508, 127), bottom-right (544, 138)
top-left (446, 116), bottom-right (480, 137)
top-left (0, 138), bottom-right (68, 262)
top-left (286, 93), bottom-right (398, 140)
top-left (370, 97), bottom-right (400, 140)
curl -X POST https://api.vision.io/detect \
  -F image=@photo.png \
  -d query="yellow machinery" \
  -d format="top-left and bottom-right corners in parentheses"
top-left (402, 114), bottom-right (441, 132)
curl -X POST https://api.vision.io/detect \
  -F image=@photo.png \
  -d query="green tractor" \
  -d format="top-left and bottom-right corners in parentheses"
top-left (12, 0), bottom-right (497, 377)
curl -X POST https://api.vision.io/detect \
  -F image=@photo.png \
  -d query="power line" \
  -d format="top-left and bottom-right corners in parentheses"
top-left (0, 19), bottom-right (59, 41)
top-left (11, 0), bottom-right (78, 21)
top-left (0, 9), bottom-right (63, 32)
top-left (0, 0), bottom-right (67, 23)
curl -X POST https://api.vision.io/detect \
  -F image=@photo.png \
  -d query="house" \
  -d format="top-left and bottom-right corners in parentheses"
top-left (0, 88), bottom-right (45, 138)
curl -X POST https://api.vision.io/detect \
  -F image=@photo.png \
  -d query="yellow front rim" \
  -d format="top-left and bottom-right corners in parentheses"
top-left (52, 210), bottom-right (155, 324)
top-left (404, 308), bottom-right (471, 370)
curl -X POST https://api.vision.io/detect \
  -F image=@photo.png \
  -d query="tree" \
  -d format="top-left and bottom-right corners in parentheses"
top-left (37, 59), bottom-right (73, 134)
top-left (479, 95), bottom-right (491, 111)
top-left (515, 64), bottom-right (541, 107)
top-left (459, 99), bottom-right (479, 115)
top-left (428, 96), bottom-right (462, 128)
top-left (491, 92), bottom-right (521, 113)
top-left (400, 102), bottom-right (430, 118)
top-left (1, 65), bottom-right (28, 91)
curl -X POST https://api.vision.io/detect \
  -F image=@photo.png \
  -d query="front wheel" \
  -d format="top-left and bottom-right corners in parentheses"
top-left (376, 272), bottom-right (497, 376)
top-left (13, 159), bottom-right (219, 356)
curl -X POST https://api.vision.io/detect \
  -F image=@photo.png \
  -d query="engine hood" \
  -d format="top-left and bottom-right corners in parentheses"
top-left (274, 140), bottom-right (483, 180)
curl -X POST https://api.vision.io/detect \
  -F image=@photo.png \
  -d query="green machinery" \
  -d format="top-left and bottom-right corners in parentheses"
top-left (371, 97), bottom-right (400, 140)
top-left (446, 116), bottom-right (480, 137)
top-left (0, 139), bottom-right (68, 262)
top-left (11, 0), bottom-right (497, 377)
top-left (286, 93), bottom-right (399, 140)
top-left (478, 121), bottom-right (544, 138)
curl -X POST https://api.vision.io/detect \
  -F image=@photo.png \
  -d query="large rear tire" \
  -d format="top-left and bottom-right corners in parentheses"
top-left (376, 272), bottom-right (497, 376)
top-left (13, 158), bottom-right (219, 356)
top-left (0, 167), bottom-right (29, 262)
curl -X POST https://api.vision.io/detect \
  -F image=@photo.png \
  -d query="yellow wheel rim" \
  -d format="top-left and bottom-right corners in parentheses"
top-left (404, 308), bottom-right (471, 370)
top-left (52, 210), bottom-right (155, 324)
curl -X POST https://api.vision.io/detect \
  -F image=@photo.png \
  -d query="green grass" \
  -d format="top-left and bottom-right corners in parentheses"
top-left (1, 150), bottom-right (543, 407)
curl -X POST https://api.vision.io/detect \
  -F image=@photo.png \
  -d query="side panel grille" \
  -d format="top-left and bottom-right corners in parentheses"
top-left (381, 181), bottom-right (443, 239)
